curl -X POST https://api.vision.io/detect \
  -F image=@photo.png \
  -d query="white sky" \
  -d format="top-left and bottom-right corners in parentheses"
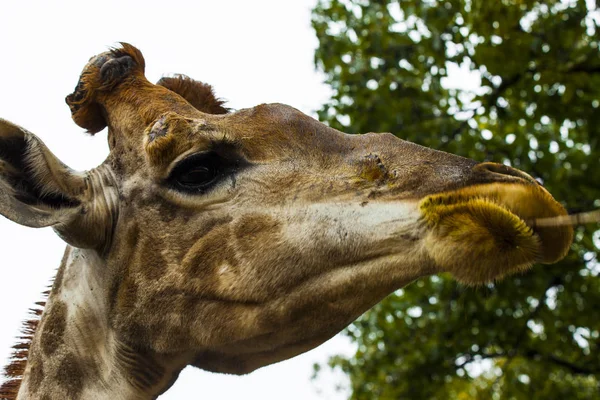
top-left (0, 1), bottom-right (356, 399)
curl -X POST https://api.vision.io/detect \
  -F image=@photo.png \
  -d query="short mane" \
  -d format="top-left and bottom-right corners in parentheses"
top-left (0, 292), bottom-right (48, 400)
top-left (156, 74), bottom-right (229, 115)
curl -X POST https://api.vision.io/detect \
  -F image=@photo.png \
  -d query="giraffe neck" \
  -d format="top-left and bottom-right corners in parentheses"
top-left (16, 247), bottom-right (187, 400)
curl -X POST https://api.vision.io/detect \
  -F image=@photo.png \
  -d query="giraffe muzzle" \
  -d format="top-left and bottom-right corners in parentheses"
top-left (419, 181), bottom-right (573, 284)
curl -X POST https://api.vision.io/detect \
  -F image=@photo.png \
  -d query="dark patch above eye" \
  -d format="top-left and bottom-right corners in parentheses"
top-left (166, 151), bottom-right (246, 194)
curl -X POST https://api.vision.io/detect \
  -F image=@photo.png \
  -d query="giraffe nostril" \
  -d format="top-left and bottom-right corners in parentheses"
top-left (474, 162), bottom-right (541, 186)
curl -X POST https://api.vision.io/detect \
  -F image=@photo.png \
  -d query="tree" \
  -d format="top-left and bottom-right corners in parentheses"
top-left (312, 0), bottom-right (600, 398)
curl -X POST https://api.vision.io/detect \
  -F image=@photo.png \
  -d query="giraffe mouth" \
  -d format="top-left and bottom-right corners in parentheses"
top-left (419, 182), bottom-right (573, 284)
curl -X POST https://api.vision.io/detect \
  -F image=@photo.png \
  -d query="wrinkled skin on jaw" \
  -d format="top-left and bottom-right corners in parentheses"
top-left (0, 44), bottom-right (572, 381)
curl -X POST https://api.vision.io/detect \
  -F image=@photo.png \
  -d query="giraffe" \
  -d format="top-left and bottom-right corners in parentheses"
top-left (0, 44), bottom-right (573, 399)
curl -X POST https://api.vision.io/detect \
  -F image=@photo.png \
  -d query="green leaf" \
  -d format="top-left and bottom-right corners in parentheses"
top-left (312, 0), bottom-right (600, 398)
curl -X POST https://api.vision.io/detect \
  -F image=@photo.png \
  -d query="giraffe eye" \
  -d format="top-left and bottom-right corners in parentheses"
top-left (168, 152), bottom-right (223, 192)
top-left (176, 165), bottom-right (217, 187)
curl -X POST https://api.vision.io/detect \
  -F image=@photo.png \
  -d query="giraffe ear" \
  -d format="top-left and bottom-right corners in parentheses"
top-left (0, 119), bottom-right (108, 248)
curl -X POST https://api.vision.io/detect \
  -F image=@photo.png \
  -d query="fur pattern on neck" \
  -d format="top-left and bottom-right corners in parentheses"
top-left (1, 247), bottom-right (186, 400)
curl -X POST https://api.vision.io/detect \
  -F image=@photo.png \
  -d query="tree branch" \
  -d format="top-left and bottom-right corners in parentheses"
top-left (455, 348), bottom-right (599, 377)
top-left (522, 350), bottom-right (600, 375)
top-left (455, 351), bottom-right (507, 369)
top-left (568, 64), bottom-right (600, 74)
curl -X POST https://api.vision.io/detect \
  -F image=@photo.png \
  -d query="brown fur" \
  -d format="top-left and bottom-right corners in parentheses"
top-left (39, 301), bottom-right (67, 356)
top-left (0, 44), bottom-right (574, 399)
top-left (55, 353), bottom-right (84, 398)
top-left (157, 75), bottom-right (229, 115)
top-left (65, 43), bottom-right (147, 134)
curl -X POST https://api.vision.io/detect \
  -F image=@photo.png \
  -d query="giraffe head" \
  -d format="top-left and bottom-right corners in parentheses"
top-left (0, 44), bottom-right (572, 387)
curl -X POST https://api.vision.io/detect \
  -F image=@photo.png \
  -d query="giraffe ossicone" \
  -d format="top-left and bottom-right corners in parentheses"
top-left (0, 43), bottom-right (573, 399)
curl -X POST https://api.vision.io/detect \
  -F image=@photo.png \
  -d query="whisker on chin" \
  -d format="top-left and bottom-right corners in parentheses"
top-left (528, 209), bottom-right (600, 228)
